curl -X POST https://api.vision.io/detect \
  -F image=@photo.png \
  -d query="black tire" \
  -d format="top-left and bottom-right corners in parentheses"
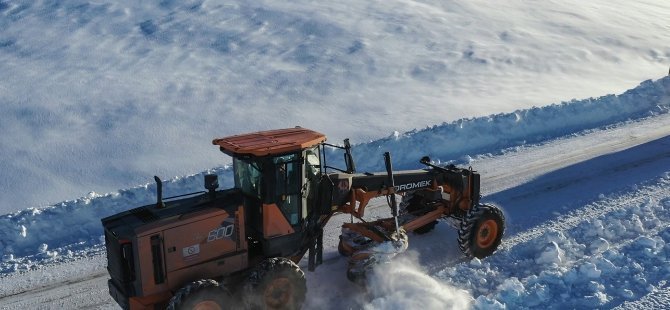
top-left (246, 257), bottom-right (306, 310)
top-left (167, 279), bottom-right (232, 310)
top-left (346, 266), bottom-right (367, 285)
top-left (457, 204), bottom-right (505, 259)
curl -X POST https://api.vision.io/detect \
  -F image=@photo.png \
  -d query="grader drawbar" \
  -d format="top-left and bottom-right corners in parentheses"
top-left (102, 127), bottom-right (505, 309)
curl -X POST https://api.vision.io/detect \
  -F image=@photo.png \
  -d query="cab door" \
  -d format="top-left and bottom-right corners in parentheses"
top-left (259, 153), bottom-right (304, 256)
top-left (272, 153), bottom-right (302, 227)
top-left (302, 147), bottom-right (321, 223)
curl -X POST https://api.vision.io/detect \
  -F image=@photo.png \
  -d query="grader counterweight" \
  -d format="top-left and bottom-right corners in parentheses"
top-left (102, 127), bottom-right (505, 309)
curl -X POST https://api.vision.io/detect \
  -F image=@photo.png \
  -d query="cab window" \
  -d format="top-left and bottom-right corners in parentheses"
top-left (305, 147), bottom-right (320, 180)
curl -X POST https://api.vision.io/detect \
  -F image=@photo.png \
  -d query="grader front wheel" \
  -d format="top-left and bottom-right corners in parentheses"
top-left (457, 204), bottom-right (505, 259)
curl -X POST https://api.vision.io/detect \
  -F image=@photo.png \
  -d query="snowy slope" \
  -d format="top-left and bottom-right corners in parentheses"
top-left (1, 0), bottom-right (669, 212)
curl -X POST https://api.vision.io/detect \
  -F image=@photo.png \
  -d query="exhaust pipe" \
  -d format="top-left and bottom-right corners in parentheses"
top-left (154, 176), bottom-right (165, 209)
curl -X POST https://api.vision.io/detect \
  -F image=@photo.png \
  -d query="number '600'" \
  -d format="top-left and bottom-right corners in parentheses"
top-left (207, 224), bottom-right (234, 242)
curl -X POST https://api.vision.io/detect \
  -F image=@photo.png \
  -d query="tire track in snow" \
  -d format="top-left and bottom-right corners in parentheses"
top-left (614, 285), bottom-right (670, 310)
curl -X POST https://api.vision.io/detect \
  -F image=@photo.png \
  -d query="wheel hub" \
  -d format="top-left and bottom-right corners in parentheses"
top-left (264, 277), bottom-right (292, 308)
top-left (476, 219), bottom-right (498, 248)
top-left (192, 300), bottom-right (223, 310)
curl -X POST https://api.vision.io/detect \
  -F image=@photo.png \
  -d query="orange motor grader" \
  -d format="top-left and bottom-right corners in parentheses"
top-left (102, 127), bottom-right (505, 309)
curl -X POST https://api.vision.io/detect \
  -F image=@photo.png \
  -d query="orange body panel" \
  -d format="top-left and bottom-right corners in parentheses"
top-left (162, 213), bottom-right (236, 273)
top-left (135, 233), bottom-right (168, 296)
top-left (402, 204), bottom-right (446, 232)
top-left (135, 207), bottom-right (228, 238)
top-left (133, 205), bottom-right (248, 297)
top-left (164, 207), bottom-right (249, 291)
top-left (342, 222), bottom-right (387, 243)
top-left (263, 203), bottom-right (295, 238)
top-left (166, 252), bottom-right (247, 291)
top-left (128, 292), bottom-right (172, 310)
top-left (213, 128), bottom-right (326, 157)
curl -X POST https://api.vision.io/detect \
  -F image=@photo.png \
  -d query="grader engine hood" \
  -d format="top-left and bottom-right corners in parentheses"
top-left (101, 187), bottom-right (245, 309)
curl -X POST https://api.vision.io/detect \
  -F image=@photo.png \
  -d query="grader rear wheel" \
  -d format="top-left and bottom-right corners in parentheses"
top-left (167, 279), bottom-right (232, 310)
top-left (246, 257), bottom-right (306, 310)
top-left (457, 204), bottom-right (505, 259)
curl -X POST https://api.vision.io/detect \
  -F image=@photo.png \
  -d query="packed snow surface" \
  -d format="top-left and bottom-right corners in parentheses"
top-left (1, 0), bottom-right (669, 211)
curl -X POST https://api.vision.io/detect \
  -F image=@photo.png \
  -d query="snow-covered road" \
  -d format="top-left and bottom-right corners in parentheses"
top-left (2, 113), bottom-right (669, 309)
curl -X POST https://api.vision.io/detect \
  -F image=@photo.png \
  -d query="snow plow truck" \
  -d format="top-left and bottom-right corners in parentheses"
top-left (101, 127), bottom-right (505, 309)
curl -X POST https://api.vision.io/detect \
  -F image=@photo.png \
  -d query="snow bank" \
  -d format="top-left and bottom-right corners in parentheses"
top-left (352, 76), bottom-right (670, 171)
top-left (435, 175), bottom-right (670, 309)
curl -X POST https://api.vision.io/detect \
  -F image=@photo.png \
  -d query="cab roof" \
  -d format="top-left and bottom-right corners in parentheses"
top-left (213, 127), bottom-right (326, 157)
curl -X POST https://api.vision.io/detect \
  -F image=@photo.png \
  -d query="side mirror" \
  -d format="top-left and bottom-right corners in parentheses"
top-left (420, 156), bottom-right (431, 165)
top-left (204, 174), bottom-right (219, 191)
top-left (204, 174), bottom-right (219, 200)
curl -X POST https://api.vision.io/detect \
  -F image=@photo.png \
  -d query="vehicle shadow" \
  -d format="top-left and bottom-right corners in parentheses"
top-left (485, 135), bottom-right (670, 236)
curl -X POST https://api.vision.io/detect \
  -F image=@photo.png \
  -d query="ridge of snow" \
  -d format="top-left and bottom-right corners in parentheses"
top-left (353, 76), bottom-right (670, 171)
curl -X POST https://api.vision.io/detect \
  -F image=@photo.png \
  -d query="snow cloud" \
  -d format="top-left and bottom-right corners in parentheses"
top-left (364, 253), bottom-right (473, 310)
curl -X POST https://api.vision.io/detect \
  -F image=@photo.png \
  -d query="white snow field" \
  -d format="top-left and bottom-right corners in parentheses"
top-left (1, 0), bottom-right (669, 212)
top-left (2, 0), bottom-right (670, 309)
